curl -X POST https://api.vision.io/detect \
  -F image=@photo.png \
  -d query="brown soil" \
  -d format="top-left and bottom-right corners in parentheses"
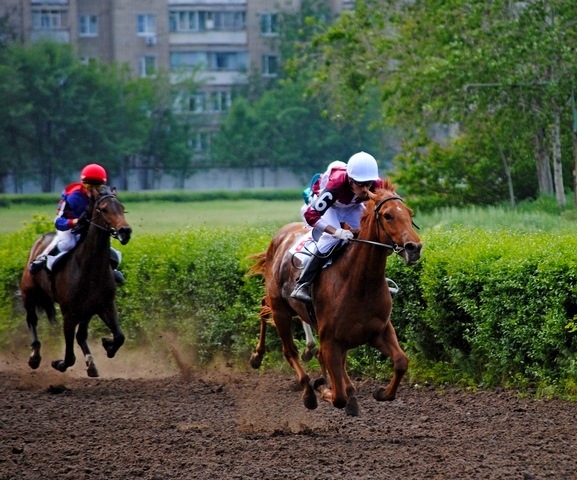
top-left (1, 347), bottom-right (576, 480)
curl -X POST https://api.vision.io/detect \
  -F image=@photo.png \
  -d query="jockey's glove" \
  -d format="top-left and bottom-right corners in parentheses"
top-left (332, 228), bottom-right (354, 242)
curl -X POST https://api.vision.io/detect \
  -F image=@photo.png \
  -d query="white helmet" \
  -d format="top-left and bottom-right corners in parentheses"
top-left (346, 151), bottom-right (380, 182)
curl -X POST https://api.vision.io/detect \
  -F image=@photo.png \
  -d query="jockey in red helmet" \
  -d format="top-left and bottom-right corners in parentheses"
top-left (29, 164), bottom-right (124, 283)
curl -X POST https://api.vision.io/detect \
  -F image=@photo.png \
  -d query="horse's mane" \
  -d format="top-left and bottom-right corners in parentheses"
top-left (359, 178), bottom-right (398, 229)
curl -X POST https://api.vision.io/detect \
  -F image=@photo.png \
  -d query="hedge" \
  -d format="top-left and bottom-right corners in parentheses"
top-left (2, 221), bottom-right (577, 398)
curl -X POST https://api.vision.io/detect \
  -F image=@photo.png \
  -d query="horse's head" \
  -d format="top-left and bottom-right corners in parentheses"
top-left (365, 181), bottom-right (422, 265)
top-left (91, 186), bottom-right (132, 245)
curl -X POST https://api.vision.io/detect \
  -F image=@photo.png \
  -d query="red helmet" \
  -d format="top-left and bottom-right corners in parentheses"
top-left (80, 164), bottom-right (107, 185)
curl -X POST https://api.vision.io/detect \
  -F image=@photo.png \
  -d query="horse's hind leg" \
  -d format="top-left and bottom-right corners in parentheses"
top-left (273, 308), bottom-right (317, 410)
top-left (250, 297), bottom-right (269, 369)
top-left (99, 304), bottom-right (125, 358)
top-left (25, 306), bottom-right (42, 370)
top-left (76, 321), bottom-right (99, 377)
top-left (370, 322), bottom-right (408, 402)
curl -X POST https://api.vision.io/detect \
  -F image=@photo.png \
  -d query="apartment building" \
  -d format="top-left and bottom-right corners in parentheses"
top-left (2, 0), bottom-right (353, 154)
top-left (2, 0), bottom-right (353, 83)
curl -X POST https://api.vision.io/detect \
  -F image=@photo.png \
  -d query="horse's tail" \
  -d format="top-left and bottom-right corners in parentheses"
top-left (246, 251), bottom-right (267, 277)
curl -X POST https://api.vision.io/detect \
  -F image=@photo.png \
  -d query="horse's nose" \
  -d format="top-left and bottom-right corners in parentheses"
top-left (404, 241), bottom-right (422, 263)
top-left (118, 226), bottom-right (132, 245)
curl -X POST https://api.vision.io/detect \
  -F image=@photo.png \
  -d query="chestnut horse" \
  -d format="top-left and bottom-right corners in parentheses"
top-left (20, 185), bottom-right (132, 377)
top-left (248, 181), bottom-right (422, 416)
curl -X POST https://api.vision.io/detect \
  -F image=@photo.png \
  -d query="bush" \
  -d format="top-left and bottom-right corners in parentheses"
top-left (3, 219), bottom-right (577, 398)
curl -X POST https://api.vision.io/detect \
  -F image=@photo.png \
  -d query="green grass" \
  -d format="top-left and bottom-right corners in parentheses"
top-left (0, 199), bottom-right (305, 235)
top-left (3, 195), bottom-right (577, 235)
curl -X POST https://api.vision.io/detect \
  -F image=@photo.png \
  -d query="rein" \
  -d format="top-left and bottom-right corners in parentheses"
top-left (87, 193), bottom-right (120, 239)
top-left (350, 195), bottom-right (412, 253)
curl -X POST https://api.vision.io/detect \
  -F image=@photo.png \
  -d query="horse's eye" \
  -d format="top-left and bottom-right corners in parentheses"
top-left (384, 212), bottom-right (393, 221)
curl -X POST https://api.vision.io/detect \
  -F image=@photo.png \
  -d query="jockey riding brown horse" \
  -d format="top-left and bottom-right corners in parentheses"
top-left (249, 180), bottom-right (422, 416)
top-left (20, 185), bottom-right (132, 377)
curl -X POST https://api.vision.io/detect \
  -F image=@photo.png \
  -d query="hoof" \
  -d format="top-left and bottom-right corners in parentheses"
top-left (301, 347), bottom-right (318, 363)
top-left (310, 376), bottom-right (327, 392)
top-left (102, 338), bottom-right (117, 358)
top-left (51, 360), bottom-right (67, 373)
top-left (303, 391), bottom-right (318, 410)
top-left (345, 397), bottom-right (360, 416)
top-left (28, 355), bottom-right (41, 370)
top-left (86, 355), bottom-right (99, 377)
top-left (373, 386), bottom-right (396, 402)
top-left (249, 353), bottom-right (262, 369)
top-left (332, 398), bottom-right (347, 409)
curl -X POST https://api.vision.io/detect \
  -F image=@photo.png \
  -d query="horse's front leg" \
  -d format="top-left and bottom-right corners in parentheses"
top-left (52, 318), bottom-right (76, 373)
top-left (342, 361), bottom-right (359, 417)
top-left (98, 304), bottom-right (125, 358)
top-left (370, 321), bottom-right (408, 401)
top-left (76, 321), bottom-right (99, 377)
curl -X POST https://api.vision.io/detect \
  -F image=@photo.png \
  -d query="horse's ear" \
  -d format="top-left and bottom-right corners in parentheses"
top-left (111, 186), bottom-right (118, 196)
top-left (368, 191), bottom-right (378, 201)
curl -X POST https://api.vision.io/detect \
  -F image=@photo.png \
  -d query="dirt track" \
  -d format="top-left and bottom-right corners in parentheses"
top-left (1, 347), bottom-right (577, 480)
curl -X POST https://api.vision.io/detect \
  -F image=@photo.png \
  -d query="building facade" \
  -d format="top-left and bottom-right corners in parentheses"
top-left (1, 0), bottom-right (355, 191)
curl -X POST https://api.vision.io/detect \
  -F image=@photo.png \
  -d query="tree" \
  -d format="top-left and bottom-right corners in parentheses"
top-left (307, 0), bottom-right (577, 206)
top-left (211, 0), bottom-right (393, 177)
top-left (0, 41), bottom-right (132, 191)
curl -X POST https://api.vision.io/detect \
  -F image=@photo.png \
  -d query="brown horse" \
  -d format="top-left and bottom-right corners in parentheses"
top-left (248, 180), bottom-right (422, 416)
top-left (20, 185), bottom-right (132, 377)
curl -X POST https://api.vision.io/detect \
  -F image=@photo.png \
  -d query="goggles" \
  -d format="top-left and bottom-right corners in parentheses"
top-left (351, 179), bottom-right (373, 188)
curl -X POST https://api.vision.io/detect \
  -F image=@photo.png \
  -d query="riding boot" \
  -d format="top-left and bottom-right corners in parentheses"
top-left (113, 269), bottom-right (125, 284)
top-left (290, 253), bottom-right (326, 303)
top-left (29, 245), bottom-right (59, 275)
top-left (109, 248), bottom-right (125, 284)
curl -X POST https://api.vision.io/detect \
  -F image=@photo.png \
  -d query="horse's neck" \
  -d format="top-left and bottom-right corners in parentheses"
top-left (75, 226), bottom-right (110, 268)
top-left (339, 225), bottom-right (389, 287)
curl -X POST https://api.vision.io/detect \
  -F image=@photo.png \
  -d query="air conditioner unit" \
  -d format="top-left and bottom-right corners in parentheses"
top-left (146, 36), bottom-right (157, 46)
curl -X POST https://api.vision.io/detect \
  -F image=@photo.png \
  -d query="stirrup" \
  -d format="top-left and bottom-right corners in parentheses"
top-left (291, 283), bottom-right (312, 303)
top-left (387, 278), bottom-right (399, 297)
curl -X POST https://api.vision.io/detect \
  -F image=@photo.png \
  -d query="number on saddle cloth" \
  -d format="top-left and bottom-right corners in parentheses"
top-left (302, 173), bottom-right (321, 205)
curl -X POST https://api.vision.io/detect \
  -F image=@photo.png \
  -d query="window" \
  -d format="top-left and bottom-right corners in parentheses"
top-left (32, 10), bottom-right (63, 29)
top-left (137, 14), bottom-right (156, 35)
top-left (169, 11), bottom-right (206, 32)
top-left (208, 91), bottom-right (232, 113)
top-left (171, 52), bottom-right (208, 71)
top-left (171, 51), bottom-right (247, 72)
top-left (79, 14), bottom-right (98, 36)
top-left (140, 56), bottom-right (157, 77)
top-left (169, 10), bottom-right (245, 32)
top-left (190, 132), bottom-right (212, 152)
top-left (208, 51), bottom-right (248, 71)
top-left (79, 57), bottom-right (97, 65)
top-left (262, 55), bottom-right (279, 77)
top-left (188, 91), bottom-right (231, 114)
top-left (189, 92), bottom-right (205, 113)
top-left (260, 13), bottom-right (278, 36)
top-left (213, 12), bottom-right (245, 30)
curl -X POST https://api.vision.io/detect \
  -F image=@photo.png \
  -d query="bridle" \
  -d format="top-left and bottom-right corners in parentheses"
top-left (87, 193), bottom-right (122, 239)
top-left (351, 195), bottom-right (418, 253)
